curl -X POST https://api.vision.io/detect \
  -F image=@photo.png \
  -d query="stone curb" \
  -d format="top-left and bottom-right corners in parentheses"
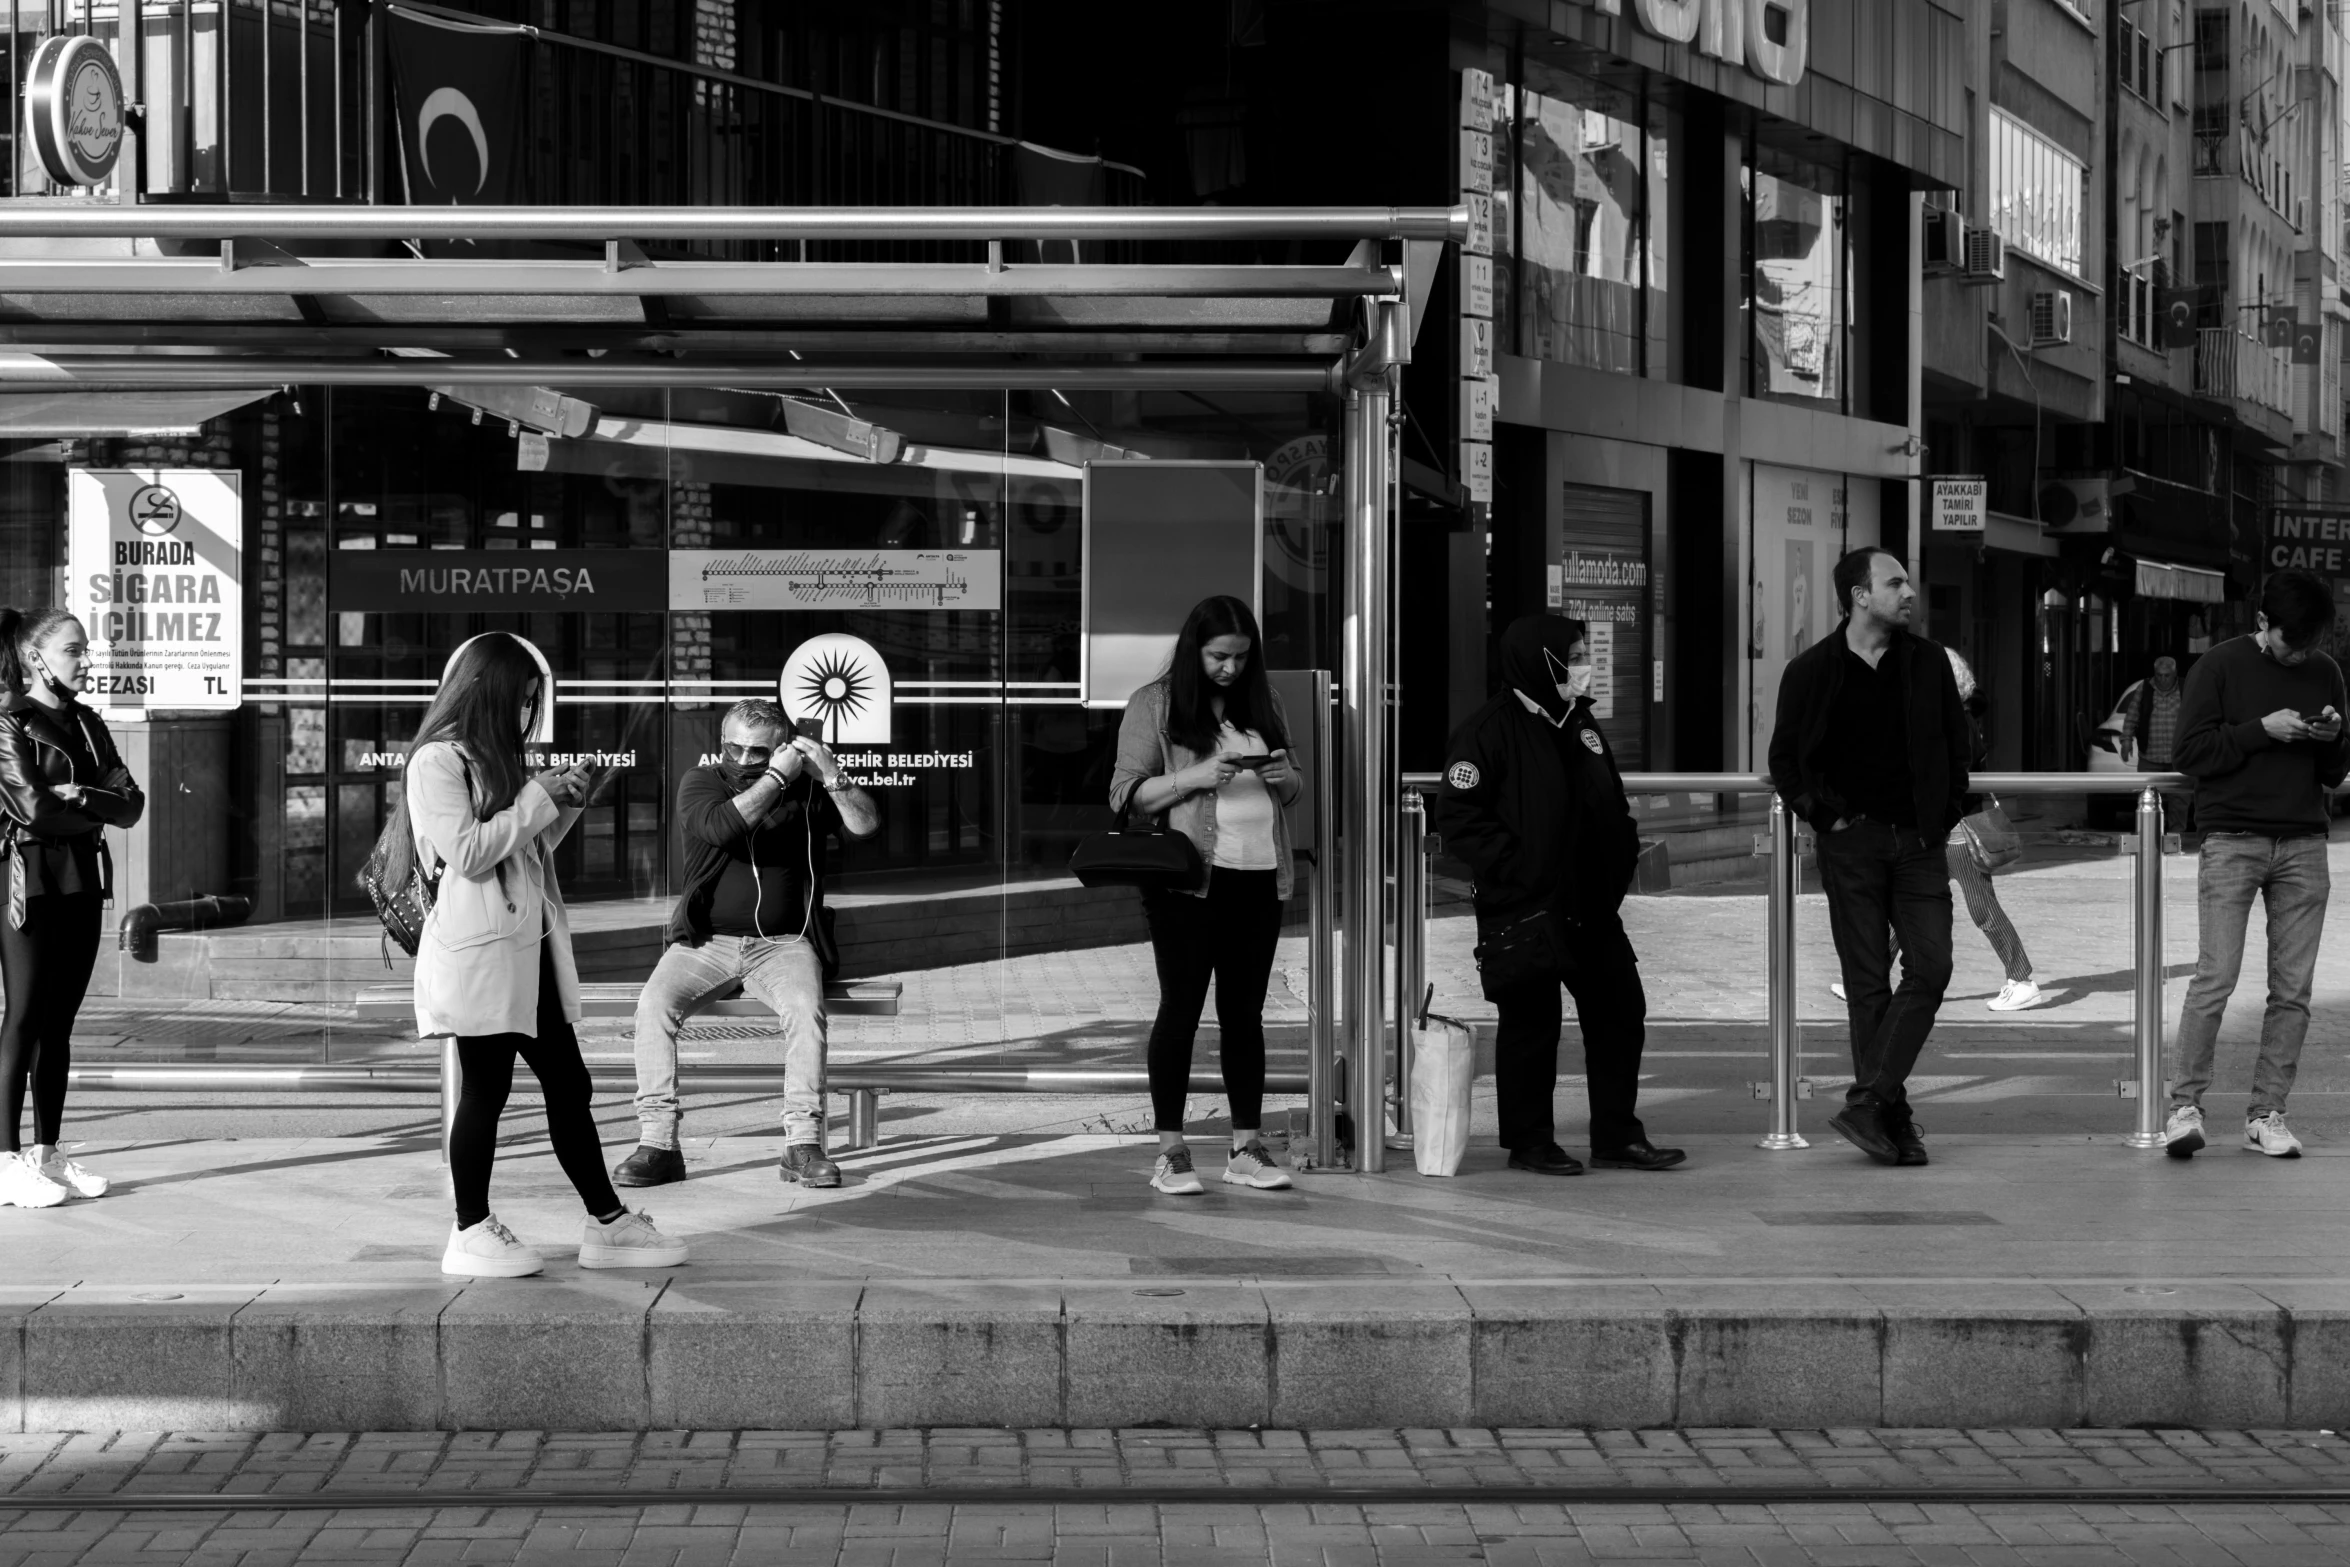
top-left (2, 1280), bottom-right (2341, 1431)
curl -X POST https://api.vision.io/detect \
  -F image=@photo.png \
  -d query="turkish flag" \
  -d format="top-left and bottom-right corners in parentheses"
top-left (2265, 307), bottom-right (2298, 350)
top-left (2157, 288), bottom-right (2199, 348)
top-left (2294, 322), bottom-right (2323, 365)
top-left (388, 10), bottom-right (528, 211)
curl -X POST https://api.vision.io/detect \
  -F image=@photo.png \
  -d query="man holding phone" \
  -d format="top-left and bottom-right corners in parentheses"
top-left (614, 698), bottom-right (879, 1190)
top-left (2164, 569), bottom-right (2350, 1160)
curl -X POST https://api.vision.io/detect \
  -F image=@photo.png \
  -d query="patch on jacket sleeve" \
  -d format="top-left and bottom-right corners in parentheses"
top-left (1580, 730), bottom-right (1605, 754)
top-left (1445, 760), bottom-right (1481, 790)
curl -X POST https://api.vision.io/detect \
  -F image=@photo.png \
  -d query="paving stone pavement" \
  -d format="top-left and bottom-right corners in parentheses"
top-left (5, 1429), bottom-right (2350, 1565)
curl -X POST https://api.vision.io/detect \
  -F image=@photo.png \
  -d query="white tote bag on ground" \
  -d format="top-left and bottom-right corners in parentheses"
top-left (1409, 1011), bottom-right (1476, 1177)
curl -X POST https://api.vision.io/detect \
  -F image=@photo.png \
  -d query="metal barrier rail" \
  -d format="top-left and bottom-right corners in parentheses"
top-left (68, 1061), bottom-right (1313, 1161)
top-left (1398, 771), bottom-right (2193, 1153)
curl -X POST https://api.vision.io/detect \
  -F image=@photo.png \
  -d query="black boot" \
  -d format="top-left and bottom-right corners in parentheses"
top-left (780, 1144), bottom-right (842, 1188)
top-left (613, 1145), bottom-right (687, 1187)
top-left (1829, 1103), bottom-right (1902, 1165)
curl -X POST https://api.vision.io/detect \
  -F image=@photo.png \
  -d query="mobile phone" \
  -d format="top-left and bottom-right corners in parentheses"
top-left (2304, 710), bottom-right (2338, 725)
top-left (1232, 754), bottom-right (1275, 771)
top-left (793, 717), bottom-right (824, 742)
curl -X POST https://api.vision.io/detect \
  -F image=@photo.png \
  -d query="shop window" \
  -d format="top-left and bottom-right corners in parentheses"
top-left (1743, 149), bottom-right (1847, 413)
top-left (1988, 107), bottom-right (2086, 277)
top-left (1506, 60), bottom-right (1659, 376)
top-left (1551, 484), bottom-right (1650, 767)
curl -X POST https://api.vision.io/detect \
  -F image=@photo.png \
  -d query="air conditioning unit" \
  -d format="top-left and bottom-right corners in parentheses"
top-left (1961, 226), bottom-right (2005, 284)
top-left (1924, 205), bottom-right (1966, 273)
top-left (2029, 290), bottom-right (2074, 348)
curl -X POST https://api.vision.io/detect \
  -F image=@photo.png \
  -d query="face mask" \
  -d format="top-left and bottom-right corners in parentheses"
top-left (1555, 665), bottom-right (1594, 705)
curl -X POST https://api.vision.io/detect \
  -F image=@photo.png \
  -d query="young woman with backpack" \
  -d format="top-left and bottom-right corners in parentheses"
top-left (0, 608), bottom-right (143, 1208)
top-left (379, 631), bottom-right (687, 1276)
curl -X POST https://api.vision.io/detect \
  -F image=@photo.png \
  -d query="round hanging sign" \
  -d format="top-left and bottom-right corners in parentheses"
top-left (26, 34), bottom-right (123, 188)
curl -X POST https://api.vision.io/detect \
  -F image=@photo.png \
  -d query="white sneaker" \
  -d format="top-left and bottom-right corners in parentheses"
top-left (1223, 1139), bottom-right (1294, 1191)
top-left (2163, 1104), bottom-right (2206, 1160)
top-left (0, 1151), bottom-right (66, 1209)
top-left (1987, 979), bottom-right (2045, 1013)
top-left (441, 1213), bottom-right (543, 1277)
top-left (578, 1208), bottom-right (688, 1269)
top-left (1150, 1146), bottom-right (1204, 1195)
top-left (34, 1147), bottom-right (108, 1198)
top-left (2246, 1111), bottom-right (2304, 1159)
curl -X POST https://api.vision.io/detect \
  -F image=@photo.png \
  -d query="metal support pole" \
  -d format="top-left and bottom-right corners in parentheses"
top-left (2126, 786), bottom-right (2167, 1149)
top-left (1307, 669), bottom-right (1338, 1169)
top-left (1391, 788), bottom-right (1426, 1145)
top-left (438, 1034), bottom-right (459, 1164)
top-left (1340, 371), bottom-right (1394, 1174)
top-left (1761, 796), bottom-right (1808, 1150)
top-left (848, 1088), bottom-right (879, 1151)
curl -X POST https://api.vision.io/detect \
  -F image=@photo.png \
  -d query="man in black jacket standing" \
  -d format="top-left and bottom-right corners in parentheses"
top-left (1437, 613), bottom-right (1684, 1176)
top-left (1768, 548), bottom-right (1970, 1167)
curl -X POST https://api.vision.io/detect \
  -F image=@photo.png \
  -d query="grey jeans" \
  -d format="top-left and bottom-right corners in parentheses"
top-left (633, 934), bottom-right (827, 1148)
top-left (2170, 832), bottom-right (2331, 1117)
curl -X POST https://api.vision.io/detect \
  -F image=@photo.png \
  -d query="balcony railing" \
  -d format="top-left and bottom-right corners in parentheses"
top-left (0, 3), bottom-right (1140, 236)
top-left (2192, 326), bottom-right (2291, 415)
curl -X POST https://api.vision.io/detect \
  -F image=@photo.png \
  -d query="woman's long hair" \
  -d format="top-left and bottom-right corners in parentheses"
top-left (374, 633), bottom-right (542, 896)
top-left (0, 606), bottom-right (82, 696)
top-left (1158, 595), bottom-right (1287, 756)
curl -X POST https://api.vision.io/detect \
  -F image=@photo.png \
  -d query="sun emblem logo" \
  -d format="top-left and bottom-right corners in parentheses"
top-left (780, 632), bottom-right (892, 744)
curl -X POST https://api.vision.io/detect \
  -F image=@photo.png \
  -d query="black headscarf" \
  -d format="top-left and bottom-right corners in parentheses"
top-left (1498, 613), bottom-right (1590, 727)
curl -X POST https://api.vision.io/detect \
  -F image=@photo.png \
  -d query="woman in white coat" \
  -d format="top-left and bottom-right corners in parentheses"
top-left (380, 632), bottom-right (687, 1277)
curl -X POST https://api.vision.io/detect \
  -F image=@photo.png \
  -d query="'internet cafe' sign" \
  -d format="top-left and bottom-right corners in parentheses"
top-left (1560, 0), bottom-right (1809, 86)
top-left (67, 470), bottom-right (243, 711)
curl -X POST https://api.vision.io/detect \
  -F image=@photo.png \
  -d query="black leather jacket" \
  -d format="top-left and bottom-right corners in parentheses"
top-left (0, 690), bottom-right (144, 924)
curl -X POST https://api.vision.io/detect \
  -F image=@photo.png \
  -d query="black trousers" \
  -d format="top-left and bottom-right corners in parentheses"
top-left (1814, 818), bottom-right (1955, 1114)
top-left (0, 878), bottom-right (103, 1154)
top-left (1490, 912), bottom-right (1647, 1152)
top-left (450, 944), bottom-right (623, 1229)
top-left (1142, 868), bottom-right (1281, 1133)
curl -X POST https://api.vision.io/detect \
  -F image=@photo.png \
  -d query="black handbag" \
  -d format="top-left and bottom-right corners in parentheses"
top-left (1472, 906), bottom-right (1574, 1000)
top-left (1068, 797), bottom-right (1205, 891)
top-left (358, 835), bottom-right (441, 964)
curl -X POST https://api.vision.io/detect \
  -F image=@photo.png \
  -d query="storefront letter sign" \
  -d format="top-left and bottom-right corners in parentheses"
top-left (67, 470), bottom-right (242, 712)
top-left (1560, 0), bottom-right (1808, 86)
top-left (1930, 477), bottom-right (1986, 532)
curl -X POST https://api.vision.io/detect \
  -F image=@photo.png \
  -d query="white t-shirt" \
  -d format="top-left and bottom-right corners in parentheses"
top-left (1211, 722), bottom-right (1279, 870)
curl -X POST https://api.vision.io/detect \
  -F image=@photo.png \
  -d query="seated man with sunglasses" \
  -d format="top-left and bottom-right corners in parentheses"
top-left (614, 698), bottom-right (879, 1190)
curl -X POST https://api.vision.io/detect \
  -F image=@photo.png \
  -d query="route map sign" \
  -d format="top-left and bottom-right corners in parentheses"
top-left (669, 549), bottom-right (1001, 611)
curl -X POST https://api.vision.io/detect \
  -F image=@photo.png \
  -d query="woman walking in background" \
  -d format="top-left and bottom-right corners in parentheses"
top-left (388, 631), bottom-right (687, 1276)
top-left (1111, 595), bottom-right (1306, 1196)
top-left (1947, 650), bottom-right (2044, 1012)
top-left (0, 608), bottom-right (143, 1208)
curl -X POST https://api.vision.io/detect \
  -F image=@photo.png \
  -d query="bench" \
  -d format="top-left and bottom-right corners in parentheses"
top-left (352, 980), bottom-right (905, 1023)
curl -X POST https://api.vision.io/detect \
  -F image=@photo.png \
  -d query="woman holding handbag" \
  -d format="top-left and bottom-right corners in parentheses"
top-left (1948, 651), bottom-right (2043, 1012)
top-left (383, 631), bottom-right (687, 1276)
top-left (1109, 595), bottom-right (1304, 1196)
top-left (0, 608), bottom-right (143, 1208)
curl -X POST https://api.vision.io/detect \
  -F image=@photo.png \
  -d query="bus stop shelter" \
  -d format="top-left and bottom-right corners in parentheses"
top-left (0, 201), bottom-right (1466, 1172)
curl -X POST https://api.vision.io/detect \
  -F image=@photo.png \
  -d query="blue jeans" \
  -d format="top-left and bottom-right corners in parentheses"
top-left (633, 934), bottom-right (828, 1148)
top-left (2171, 833), bottom-right (2330, 1117)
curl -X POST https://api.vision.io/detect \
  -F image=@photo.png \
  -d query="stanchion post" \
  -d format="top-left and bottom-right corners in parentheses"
top-left (439, 1035), bottom-right (460, 1164)
top-left (2125, 784), bottom-right (2167, 1149)
top-left (1308, 672), bottom-right (1338, 1167)
top-left (1391, 789), bottom-right (1426, 1144)
top-left (849, 1088), bottom-right (880, 1151)
top-left (1761, 795), bottom-right (1808, 1150)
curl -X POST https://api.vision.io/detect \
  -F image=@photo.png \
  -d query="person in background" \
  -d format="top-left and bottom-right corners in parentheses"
top-left (391, 631), bottom-right (688, 1276)
top-left (1947, 650), bottom-right (2043, 1013)
top-left (0, 608), bottom-right (143, 1209)
top-left (2123, 654), bottom-right (2190, 827)
top-left (1768, 548), bottom-right (1969, 1169)
top-left (1111, 595), bottom-right (1305, 1197)
top-left (1436, 613), bottom-right (1683, 1177)
top-left (2162, 570), bottom-right (2349, 1161)
top-left (614, 697), bottom-right (879, 1192)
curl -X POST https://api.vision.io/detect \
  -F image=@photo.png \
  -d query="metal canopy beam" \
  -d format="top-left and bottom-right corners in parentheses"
top-left (0, 205), bottom-right (1467, 244)
top-left (0, 326), bottom-right (1354, 355)
top-left (0, 357), bottom-right (1338, 391)
top-left (0, 259), bottom-right (1397, 298)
